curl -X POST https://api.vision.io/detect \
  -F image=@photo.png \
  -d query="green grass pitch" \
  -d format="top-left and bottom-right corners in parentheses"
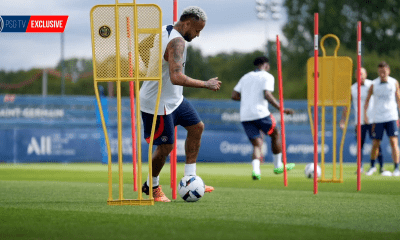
top-left (1, 162), bottom-right (400, 240)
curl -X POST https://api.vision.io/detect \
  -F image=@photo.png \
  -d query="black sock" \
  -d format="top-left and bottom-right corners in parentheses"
top-left (371, 159), bottom-right (376, 168)
top-left (144, 181), bottom-right (159, 189)
top-left (395, 163), bottom-right (399, 170)
top-left (377, 152), bottom-right (383, 169)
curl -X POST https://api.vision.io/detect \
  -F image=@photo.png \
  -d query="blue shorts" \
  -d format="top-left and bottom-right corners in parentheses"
top-left (371, 120), bottom-right (399, 140)
top-left (141, 98), bottom-right (201, 145)
top-left (241, 115), bottom-right (276, 141)
top-left (355, 124), bottom-right (372, 147)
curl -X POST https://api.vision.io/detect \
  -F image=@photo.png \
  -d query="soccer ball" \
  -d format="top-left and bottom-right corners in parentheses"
top-left (304, 163), bottom-right (321, 178)
top-left (178, 175), bottom-right (205, 202)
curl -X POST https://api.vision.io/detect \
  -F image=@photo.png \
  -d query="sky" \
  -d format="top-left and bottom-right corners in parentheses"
top-left (0, 0), bottom-right (287, 71)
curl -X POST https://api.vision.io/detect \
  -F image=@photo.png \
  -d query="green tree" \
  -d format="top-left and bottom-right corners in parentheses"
top-left (183, 46), bottom-right (215, 98)
top-left (283, 0), bottom-right (400, 55)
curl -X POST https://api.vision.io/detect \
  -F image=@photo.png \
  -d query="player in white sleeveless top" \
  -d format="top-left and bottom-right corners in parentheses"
top-left (140, 25), bottom-right (186, 115)
top-left (339, 68), bottom-right (384, 174)
top-left (364, 62), bottom-right (400, 176)
top-left (139, 7), bottom-right (221, 201)
top-left (232, 57), bottom-right (295, 180)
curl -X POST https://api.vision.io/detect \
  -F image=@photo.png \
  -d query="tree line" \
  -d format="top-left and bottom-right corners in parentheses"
top-left (2, 44), bottom-right (400, 100)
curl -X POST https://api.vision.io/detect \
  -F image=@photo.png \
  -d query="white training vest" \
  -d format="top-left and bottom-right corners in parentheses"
top-left (140, 25), bottom-right (186, 115)
top-left (370, 76), bottom-right (399, 124)
top-left (233, 70), bottom-right (275, 122)
top-left (351, 80), bottom-right (373, 125)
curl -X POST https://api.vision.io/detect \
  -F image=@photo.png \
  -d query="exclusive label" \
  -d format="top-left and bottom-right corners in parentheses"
top-left (0, 16), bottom-right (68, 32)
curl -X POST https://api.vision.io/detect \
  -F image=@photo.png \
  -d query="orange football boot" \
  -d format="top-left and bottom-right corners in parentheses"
top-left (142, 183), bottom-right (171, 202)
top-left (152, 186), bottom-right (171, 202)
top-left (205, 185), bottom-right (214, 193)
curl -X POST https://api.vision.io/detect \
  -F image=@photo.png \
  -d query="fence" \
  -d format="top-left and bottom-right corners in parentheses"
top-left (0, 94), bottom-right (392, 163)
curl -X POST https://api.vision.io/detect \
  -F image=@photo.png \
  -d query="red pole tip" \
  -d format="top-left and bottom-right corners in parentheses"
top-left (173, 0), bottom-right (178, 23)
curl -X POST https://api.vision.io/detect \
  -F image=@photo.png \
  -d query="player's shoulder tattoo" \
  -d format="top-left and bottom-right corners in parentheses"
top-left (169, 37), bottom-right (185, 64)
top-left (169, 37), bottom-right (185, 47)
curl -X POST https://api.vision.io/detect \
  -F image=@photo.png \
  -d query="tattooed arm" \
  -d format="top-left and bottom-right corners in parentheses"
top-left (165, 37), bottom-right (221, 91)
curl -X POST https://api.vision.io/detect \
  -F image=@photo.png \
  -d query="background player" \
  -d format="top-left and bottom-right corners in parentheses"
top-left (340, 67), bottom-right (384, 174)
top-left (364, 61), bottom-right (400, 176)
top-left (231, 56), bottom-right (295, 180)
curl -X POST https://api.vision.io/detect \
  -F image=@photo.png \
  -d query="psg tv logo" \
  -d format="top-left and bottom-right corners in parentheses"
top-left (0, 16), bottom-right (3, 32)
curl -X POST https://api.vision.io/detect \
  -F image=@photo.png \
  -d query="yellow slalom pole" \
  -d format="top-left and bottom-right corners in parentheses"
top-left (114, 1), bottom-right (123, 201)
top-left (117, 81), bottom-right (123, 200)
top-left (339, 105), bottom-right (350, 182)
top-left (321, 106), bottom-right (325, 180)
top-left (94, 82), bottom-right (113, 201)
top-left (308, 106), bottom-right (315, 139)
top-left (332, 106), bottom-right (337, 180)
top-left (332, 57), bottom-right (337, 181)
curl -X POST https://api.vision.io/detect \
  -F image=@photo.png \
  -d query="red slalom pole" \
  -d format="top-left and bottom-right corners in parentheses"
top-left (276, 35), bottom-right (287, 187)
top-left (130, 83), bottom-right (137, 192)
top-left (172, 127), bottom-right (177, 200)
top-left (170, 139), bottom-right (175, 189)
top-left (170, 0), bottom-right (178, 200)
top-left (313, 13), bottom-right (319, 195)
top-left (127, 17), bottom-right (137, 192)
top-left (357, 21), bottom-right (362, 191)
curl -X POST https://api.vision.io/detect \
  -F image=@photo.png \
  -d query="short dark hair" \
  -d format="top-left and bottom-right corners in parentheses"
top-left (253, 56), bottom-right (269, 66)
top-left (378, 61), bottom-right (390, 68)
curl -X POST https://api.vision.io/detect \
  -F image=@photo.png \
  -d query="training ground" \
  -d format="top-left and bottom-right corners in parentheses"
top-left (1, 163), bottom-right (400, 240)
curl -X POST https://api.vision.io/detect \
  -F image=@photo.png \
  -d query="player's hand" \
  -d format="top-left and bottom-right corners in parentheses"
top-left (283, 109), bottom-right (294, 115)
top-left (364, 115), bottom-right (369, 125)
top-left (204, 77), bottom-right (221, 92)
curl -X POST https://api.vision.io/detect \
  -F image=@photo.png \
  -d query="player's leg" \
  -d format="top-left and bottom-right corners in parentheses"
top-left (175, 98), bottom-right (203, 172)
top-left (386, 120), bottom-right (399, 176)
top-left (359, 124), bottom-right (368, 173)
top-left (377, 145), bottom-right (384, 171)
top-left (366, 123), bottom-right (383, 175)
top-left (144, 144), bottom-right (175, 202)
top-left (250, 137), bottom-right (263, 180)
top-left (366, 123), bottom-right (381, 175)
top-left (141, 111), bottom-right (175, 202)
top-left (368, 124), bottom-right (384, 172)
top-left (242, 120), bottom-right (263, 180)
top-left (152, 144), bottom-right (174, 176)
top-left (175, 98), bottom-right (214, 192)
top-left (269, 126), bottom-right (295, 174)
top-left (354, 125), bottom-right (366, 173)
top-left (269, 125), bottom-right (281, 154)
top-left (366, 139), bottom-right (381, 176)
top-left (184, 121), bottom-right (204, 165)
top-left (365, 124), bottom-right (383, 173)
top-left (389, 136), bottom-right (399, 175)
top-left (250, 137), bottom-right (263, 160)
top-left (258, 115), bottom-right (295, 174)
